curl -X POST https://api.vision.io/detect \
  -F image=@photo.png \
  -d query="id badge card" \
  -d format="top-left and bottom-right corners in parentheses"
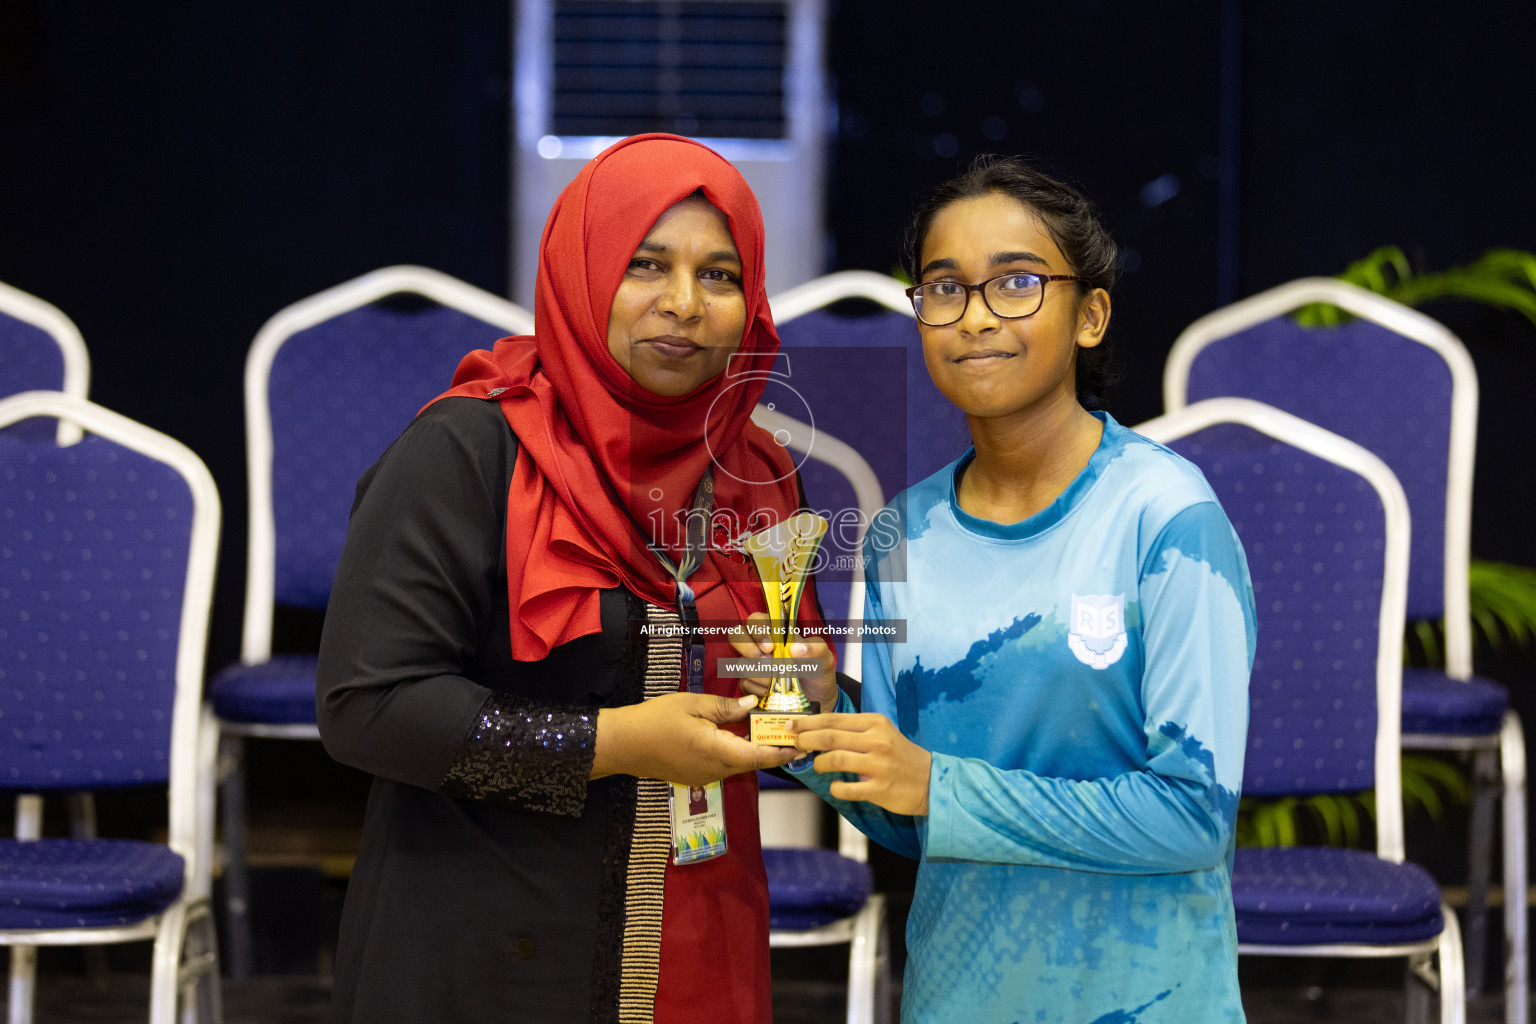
top-left (670, 780), bottom-right (727, 864)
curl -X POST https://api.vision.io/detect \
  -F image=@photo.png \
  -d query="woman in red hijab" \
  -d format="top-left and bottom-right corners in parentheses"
top-left (318, 135), bottom-right (827, 1023)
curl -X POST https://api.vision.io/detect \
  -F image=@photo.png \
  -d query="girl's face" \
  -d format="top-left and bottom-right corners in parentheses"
top-left (915, 191), bottom-right (1109, 423)
top-left (606, 194), bottom-right (748, 397)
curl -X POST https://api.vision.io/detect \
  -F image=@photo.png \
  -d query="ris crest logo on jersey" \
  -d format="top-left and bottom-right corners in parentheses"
top-left (1067, 593), bottom-right (1127, 669)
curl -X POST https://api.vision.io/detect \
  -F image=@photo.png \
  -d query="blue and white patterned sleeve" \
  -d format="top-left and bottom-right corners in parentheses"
top-left (924, 501), bottom-right (1255, 872)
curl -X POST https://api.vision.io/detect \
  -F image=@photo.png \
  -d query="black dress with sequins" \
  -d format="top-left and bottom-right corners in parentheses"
top-left (318, 398), bottom-right (665, 1023)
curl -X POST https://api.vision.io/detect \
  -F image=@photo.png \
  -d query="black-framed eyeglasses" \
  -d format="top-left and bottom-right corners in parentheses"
top-left (904, 272), bottom-right (1088, 326)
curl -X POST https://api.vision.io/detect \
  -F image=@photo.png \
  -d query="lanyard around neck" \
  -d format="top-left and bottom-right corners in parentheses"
top-left (615, 469), bottom-right (716, 693)
top-left (642, 467), bottom-right (715, 612)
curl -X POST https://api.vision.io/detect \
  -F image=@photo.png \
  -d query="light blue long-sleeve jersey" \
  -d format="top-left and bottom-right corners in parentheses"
top-left (792, 413), bottom-right (1256, 1023)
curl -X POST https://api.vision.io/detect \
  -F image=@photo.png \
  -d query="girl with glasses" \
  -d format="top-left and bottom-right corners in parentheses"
top-left (776, 156), bottom-right (1256, 1022)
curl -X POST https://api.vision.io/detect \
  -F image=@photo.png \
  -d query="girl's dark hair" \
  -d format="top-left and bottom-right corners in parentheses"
top-left (904, 155), bottom-right (1121, 410)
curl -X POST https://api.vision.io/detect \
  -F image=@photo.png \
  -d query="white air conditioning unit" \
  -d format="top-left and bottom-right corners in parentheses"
top-left (511, 0), bottom-right (828, 308)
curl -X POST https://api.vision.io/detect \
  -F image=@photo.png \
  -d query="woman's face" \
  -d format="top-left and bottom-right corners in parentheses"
top-left (916, 191), bottom-right (1109, 422)
top-left (606, 194), bottom-right (748, 397)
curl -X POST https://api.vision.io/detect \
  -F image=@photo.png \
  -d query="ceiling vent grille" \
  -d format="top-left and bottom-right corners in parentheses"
top-left (512, 0), bottom-right (826, 303)
top-left (551, 1), bottom-right (787, 139)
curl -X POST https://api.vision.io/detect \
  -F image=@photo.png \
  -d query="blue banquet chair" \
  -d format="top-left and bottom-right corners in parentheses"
top-left (1, 279), bottom-right (124, 991)
top-left (1140, 397), bottom-right (1465, 1024)
top-left (0, 391), bottom-right (223, 1024)
top-left (1164, 277), bottom-right (1525, 1021)
top-left (1, 280), bottom-right (99, 814)
top-left (0, 278), bottom-right (90, 445)
top-left (207, 265), bottom-right (533, 976)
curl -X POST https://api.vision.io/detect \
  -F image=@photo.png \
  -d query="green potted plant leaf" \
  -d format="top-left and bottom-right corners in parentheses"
top-left (1294, 245), bottom-right (1536, 329)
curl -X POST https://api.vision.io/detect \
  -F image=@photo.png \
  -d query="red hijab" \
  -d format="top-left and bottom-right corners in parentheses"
top-left (434, 134), bottom-right (806, 660)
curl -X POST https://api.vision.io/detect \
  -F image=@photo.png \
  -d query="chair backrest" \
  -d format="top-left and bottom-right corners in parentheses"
top-left (1138, 398), bottom-right (1411, 861)
top-left (0, 279), bottom-right (90, 446)
top-left (0, 391), bottom-right (219, 865)
top-left (241, 265), bottom-right (534, 661)
top-left (1164, 278), bottom-right (1477, 677)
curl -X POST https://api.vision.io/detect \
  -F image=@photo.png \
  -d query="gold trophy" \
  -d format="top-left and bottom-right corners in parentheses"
top-left (745, 512), bottom-right (829, 745)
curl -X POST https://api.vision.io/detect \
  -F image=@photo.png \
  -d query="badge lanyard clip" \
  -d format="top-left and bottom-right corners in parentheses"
top-left (635, 469), bottom-right (714, 694)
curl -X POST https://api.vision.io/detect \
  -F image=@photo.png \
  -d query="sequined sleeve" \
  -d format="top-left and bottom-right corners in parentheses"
top-left (439, 694), bottom-right (597, 816)
top-left (319, 399), bottom-right (558, 799)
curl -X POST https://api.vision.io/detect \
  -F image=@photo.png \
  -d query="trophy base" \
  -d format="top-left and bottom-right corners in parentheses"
top-left (749, 702), bottom-right (820, 746)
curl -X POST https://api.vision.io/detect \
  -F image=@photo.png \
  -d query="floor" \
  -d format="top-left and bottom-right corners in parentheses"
top-left (22, 969), bottom-right (1527, 1023)
top-left (18, 837), bottom-right (1526, 1021)
top-left (107, 751), bottom-right (1508, 1021)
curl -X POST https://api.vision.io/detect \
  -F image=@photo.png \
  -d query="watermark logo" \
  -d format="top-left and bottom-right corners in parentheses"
top-left (644, 503), bottom-right (901, 579)
top-left (704, 351), bottom-right (814, 487)
top-left (634, 343), bottom-right (912, 582)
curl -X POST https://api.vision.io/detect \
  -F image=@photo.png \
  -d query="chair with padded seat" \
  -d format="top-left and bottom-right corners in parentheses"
top-left (0, 390), bottom-right (223, 1024)
top-left (1, 282), bottom-right (98, 816)
top-left (1140, 396), bottom-right (1464, 1024)
top-left (1, 279), bottom-right (127, 995)
top-left (1164, 278), bottom-right (1525, 1022)
top-left (208, 265), bottom-right (533, 976)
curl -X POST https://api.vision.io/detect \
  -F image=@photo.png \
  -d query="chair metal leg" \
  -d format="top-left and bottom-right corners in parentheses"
top-left (65, 791), bottom-right (98, 840)
top-left (845, 894), bottom-right (885, 1024)
top-left (182, 902), bottom-right (223, 1024)
top-left (197, 912), bottom-right (226, 1024)
top-left (218, 734), bottom-right (254, 979)
top-left (1439, 899), bottom-right (1467, 1024)
top-left (194, 713), bottom-right (225, 1023)
top-left (154, 900), bottom-right (223, 1024)
top-left (7, 946), bottom-right (36, 1024)
top-left (8, 797), bottom-right (40, 1024)
top-left (11, 797), bottom-right (39, 842)
top-left (1501, 712), bottom-right (1527, 1024)
top-left (65, 791), bottom-right (113, 991)
top-left (152, 903), bottom-right (188, 1024)
top-left (1408, 959), bottom-right (1433, 1024)
top-left (874, 898), bottom-right (893, 1024)
top-left (1466, 747), bottom-right (1500, 994)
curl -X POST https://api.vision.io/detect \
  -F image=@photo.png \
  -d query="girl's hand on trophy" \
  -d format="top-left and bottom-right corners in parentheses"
top-left (789, 712), bottom-right (932, 816)
top-left (784, 635), bottom-right (839, 712)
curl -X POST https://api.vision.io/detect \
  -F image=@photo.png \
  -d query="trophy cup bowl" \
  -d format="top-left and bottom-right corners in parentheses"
top-left (745, 512), bottom-right (828, 746)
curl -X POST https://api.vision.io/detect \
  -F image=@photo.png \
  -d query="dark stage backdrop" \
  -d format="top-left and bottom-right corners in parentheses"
top-left (827, 0), bottom-right (1226, 427)
top-left (1237, 3), bottom-right (1536, 572)
top-left (0, 2), bottom-right (511, 672)
top-left (0, 0), bottom-right (1532, 774)
top-left (827, 0), bottom-right (1536, 570)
